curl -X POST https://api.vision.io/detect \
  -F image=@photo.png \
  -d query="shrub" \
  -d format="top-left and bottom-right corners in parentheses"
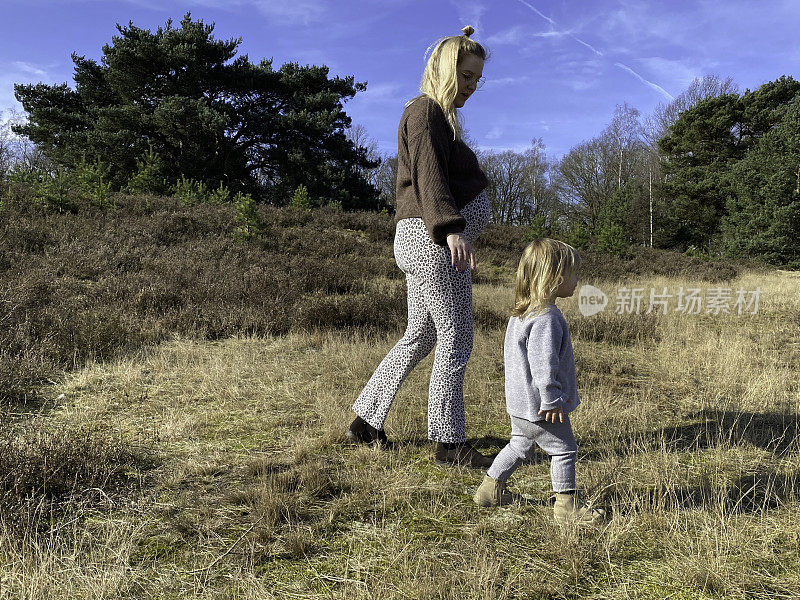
top-left (207, 182), bottom-right (231, 205)
top-left (125, 146), bottom-right (169, 195)
top-left (290, 184), bottom-right (312, 210)
top-left (73, 155), bottom-right (114, 209)
top-left (521, 214), bottom-right (548, 243)
top-left (233, 192), bottom-right (263, 242)
top-left (8, 166), bottom-right (77, 212)
top-left (174, 176), bottom-right (208, 206)
top-left (0, 421), bottom-right (156, 537)
top-left (565, 221), bottom-right (591, 250)
top-left (596, 187), bottom-right (631, 257)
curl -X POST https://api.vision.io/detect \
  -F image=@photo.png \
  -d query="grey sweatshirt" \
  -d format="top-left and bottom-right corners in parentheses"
top-left (504, 304), bottom-right (581, 423)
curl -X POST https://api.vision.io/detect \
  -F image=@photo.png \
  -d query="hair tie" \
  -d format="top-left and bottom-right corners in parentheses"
top-left (461, 25), bottom-right (474, 37)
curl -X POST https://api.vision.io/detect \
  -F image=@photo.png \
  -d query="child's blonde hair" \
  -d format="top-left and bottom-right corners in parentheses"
top-left (512, 238), bottom-right (582, 318)
top-left (419, 25), bottom-right (488, 141)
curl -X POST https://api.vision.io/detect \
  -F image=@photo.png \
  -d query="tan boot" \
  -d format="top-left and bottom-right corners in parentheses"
top-left (473, 475), bottom-right (524, 507)
top-left (553, 492), bottom-right (606, 525)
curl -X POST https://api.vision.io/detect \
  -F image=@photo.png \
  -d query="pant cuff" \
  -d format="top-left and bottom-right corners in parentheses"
top-left (552, 481), bottom-right (576, 493)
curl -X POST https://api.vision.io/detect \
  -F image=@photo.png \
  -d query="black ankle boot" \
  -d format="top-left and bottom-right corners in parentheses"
top-left (435, 441), bottom-right (493, 468)
top-left (347, 416), bottom-right (389, 446)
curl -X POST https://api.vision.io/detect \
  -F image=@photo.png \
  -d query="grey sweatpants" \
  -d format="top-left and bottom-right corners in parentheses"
top-left (487, 415), bottom-right (577, 492)
top-left (352, 191), bottom-right (491, 443)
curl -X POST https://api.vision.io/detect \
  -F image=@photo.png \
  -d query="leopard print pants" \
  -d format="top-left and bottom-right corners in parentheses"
top-left (352, 190), bottom-right (491, 442)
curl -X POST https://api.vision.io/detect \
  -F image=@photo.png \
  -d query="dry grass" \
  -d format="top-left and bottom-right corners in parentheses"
top-left (1, 266), bottom-right (798, 598)
top-left (0, 196), bottom-right (755, 406)
top-left (0, 198), bottom-right (795, 598)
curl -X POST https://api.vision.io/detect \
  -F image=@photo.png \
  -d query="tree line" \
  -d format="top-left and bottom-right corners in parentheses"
top-left (363, 73), bottom-right (800, 267)
top-left (1, 13), bottom-right (798, 267)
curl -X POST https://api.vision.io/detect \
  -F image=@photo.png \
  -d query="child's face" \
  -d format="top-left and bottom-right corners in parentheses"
top-left (555, 271), bottom-right (579, 298)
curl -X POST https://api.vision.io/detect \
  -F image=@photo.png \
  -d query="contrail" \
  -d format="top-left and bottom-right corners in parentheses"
top-left (515, 0), bottom-right (555, 26)
top-left (614, 63), bottom-right (674, 100)
top-left (514, 0), bottom-right (674, 99)
top-left (570, 35), bottom-right (602, 56)
top-left (516, 0), bottom-right (602, 58)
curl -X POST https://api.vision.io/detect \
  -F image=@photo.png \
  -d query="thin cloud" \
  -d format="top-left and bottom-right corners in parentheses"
top-left (486, 26), bottom-right (527, 45)
top-left (487, 75), bottom-right (531, 86)
top-left (487, 25), bottom-right (573, 45)
top-left (355, 81), bottom-right (405, 105)
top-left (1, 61), bottom-right (58, 112)
top-left (252, 0), bottom-right (327, 24)
top-left (514, 0), bottom-right (600, 57)
top-left (486, 125), bottom-right (503, 139)
top-left (14, 62), bottom-right (49, 77)
top-left (614, 62), bottom-right (673, 100)
top-left (166, 0), bottom-right (328, 24)
top-left (451, 0), bottom-right (486, 32)
top-left (637, 56), bottom-right (701, 89)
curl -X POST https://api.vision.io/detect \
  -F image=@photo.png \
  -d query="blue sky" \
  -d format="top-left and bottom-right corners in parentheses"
top-left (1, 0), bottom-right (799, 160)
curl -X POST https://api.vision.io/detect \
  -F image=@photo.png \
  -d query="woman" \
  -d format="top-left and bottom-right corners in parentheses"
top-left (348, 25), bottom-right (492, 468)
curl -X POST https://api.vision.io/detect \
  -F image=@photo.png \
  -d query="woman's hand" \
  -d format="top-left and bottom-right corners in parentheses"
top-left (446, 233), bottom-right (476, 272)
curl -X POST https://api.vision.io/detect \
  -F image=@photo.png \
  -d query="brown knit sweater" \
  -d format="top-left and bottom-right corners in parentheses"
top-left (394, 95), bottom-right (488, 246)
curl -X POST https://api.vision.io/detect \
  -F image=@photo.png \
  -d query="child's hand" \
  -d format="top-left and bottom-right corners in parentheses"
top-left (538, 399), bottom-right (571, 424)
top-left (538, 407), bottom-right (564, 423)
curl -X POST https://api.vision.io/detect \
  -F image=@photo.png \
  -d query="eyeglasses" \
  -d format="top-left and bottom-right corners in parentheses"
top-left (460, 71), bottom-right (486, 90)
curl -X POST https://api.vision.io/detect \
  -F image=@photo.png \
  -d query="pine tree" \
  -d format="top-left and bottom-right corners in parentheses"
top-left (596, 186), bottom-right (631, 256)
top-left (722, 100), bottom-right (800, 267)
top-left (13, 13), bottom-right (381, 209)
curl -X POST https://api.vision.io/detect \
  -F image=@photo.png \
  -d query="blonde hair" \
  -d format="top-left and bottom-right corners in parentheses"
top-left (512, 238), bottom-right (582, 318)
top-left (419, 25), bottom-right (488, 141)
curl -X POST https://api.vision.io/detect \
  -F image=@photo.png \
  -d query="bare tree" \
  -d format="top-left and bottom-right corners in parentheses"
top-left (0, 108), bottom-right (49, 173)
top-left (346, 123), bottom-right (380, 162)
top-left (556, 136), bottom-right (616, 233)
top-left (346, 122), bottom-right (392, 205)
top-left (373, 154), bottom-right (397, 208)
top-left (0, 112), bottom-right (13, 177)
top-left (520, 137), bottom-right (552, 223)
top-left (602, 103), bottom-right (645, 190)
top-left (480, 150), bottom-right (528, 225)
top-left (478, 140), bottom-right (555, 227)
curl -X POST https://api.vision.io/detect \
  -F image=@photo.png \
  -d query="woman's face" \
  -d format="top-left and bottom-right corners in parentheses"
top-left (454, 54), bottom-right (484, 109)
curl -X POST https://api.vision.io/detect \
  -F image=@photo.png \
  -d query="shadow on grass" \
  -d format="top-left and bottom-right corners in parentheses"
top-left (614, 470), bottom-right (798, 515)
top-left (580, 409), bottom-right (800, 460)
top-left (580, 409), bottom-right (800, 515)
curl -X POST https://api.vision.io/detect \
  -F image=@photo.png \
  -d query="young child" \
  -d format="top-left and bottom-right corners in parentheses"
top-left (473, 238), bottom-right (605, 525)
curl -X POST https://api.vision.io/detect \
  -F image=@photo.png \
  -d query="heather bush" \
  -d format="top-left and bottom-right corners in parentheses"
top-left (0, 197), bottom-right (400, 403)
top-left (0, 421), bottom-right (156, 537)
top-left (0, 195), bottom-right (765, 406)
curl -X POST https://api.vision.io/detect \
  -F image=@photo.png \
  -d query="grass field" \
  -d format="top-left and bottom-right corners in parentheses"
top-left (2, 259), bottom-right (798, 598)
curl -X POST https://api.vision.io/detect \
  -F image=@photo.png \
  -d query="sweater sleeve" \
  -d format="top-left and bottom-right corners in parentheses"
top-left (408, 102), bottom-right (466, 245)
top-left (526, 315), bottom-right (568, 411)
